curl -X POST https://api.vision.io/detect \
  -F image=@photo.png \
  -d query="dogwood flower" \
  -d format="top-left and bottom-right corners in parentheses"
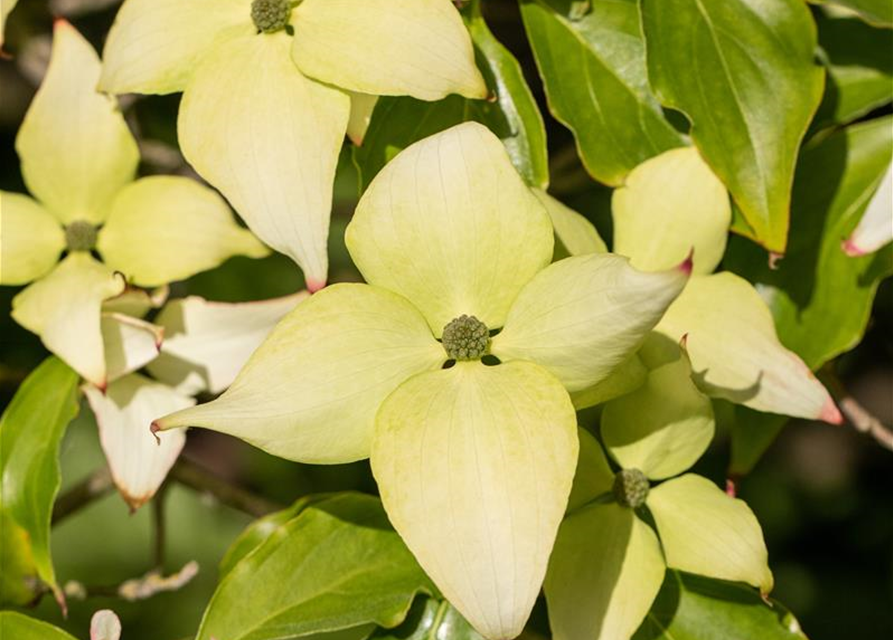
top-left (546, 336), bottom-right (772, 640)
top-left (574, 146), bottom-right (841, 422)
top-left (153, 122), bottom-right (691, 639)
top-left (0, 22), bottom-right (268, 388)
top-left (98, 0), bottom-right (487, 291)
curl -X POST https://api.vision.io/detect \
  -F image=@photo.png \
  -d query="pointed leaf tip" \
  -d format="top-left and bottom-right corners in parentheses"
top-left (679, 248), bottom-right (694, 276)
top-left (306, 278), bottom-right (326, 294)
top-left (821, 397), bottom-right (844, 425)
top-left (841, 237), bottom-right (866, 257)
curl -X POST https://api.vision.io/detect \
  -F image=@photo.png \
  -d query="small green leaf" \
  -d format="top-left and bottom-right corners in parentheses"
top-left (197, 493), bottom-right (435, 640)
top-left (0, 611), bottom-right (78, 640)
top-left (815, 0), bottom-right (893, 27)
top-left (0, 356), bottom-right (80, 599)
top-left (0, 510), bottom-right (39, 605)
top-left (354, 0), bottom-right (549, 190)
top-left (373, 598), bottom-right (483, 640)
top-left (641, 0), bottom-right (825, 253)
top-left (520, 0), bottom-right (684, 185)
top-left (812, 10), bottom-right (893, 129)
top-left (634, 571), bottom-right (808, 640)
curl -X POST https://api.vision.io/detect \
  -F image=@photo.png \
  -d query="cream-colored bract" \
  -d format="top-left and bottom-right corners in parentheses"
top-left (647, 474), bottom-right (774, 593)
top-left (84, 374), bottom-right (192, 511)
top-left (292, 0), bottom-right (487, 100)
top-left (570, 354), bottom-right (647, 411)
top-left (157, 284), bottom-right (445, 464)
top-left (98, 0), bottom-right (250, 95)
top-left (153, 123), bottom-right (692, 640)
top-left (0, 192), bottom-right (65, 285)
top-left (372, 361), bottom-right (578, 640)
top-left (101, 312), bottom-right (163, 383)
top-left (613, 147), bottom-right (731, 275)
top-left (843, 163), bottom-right (892, 256)
top-left (656, 272), bottom-right (841, 422)
top-left (97, 176), bottom-right (269, 287)
top-left (90, 610), bottom-right (122, 640)
top-left (346, 92), bottom-right (380, 146)
top-left (347, 122), bottom-right (554, 334)
top-left (532, 188), bottom-right (607, 257)
top-left (0, 0), bottom-right (19, 48)
top-left (16, 21), bottom-right (139, 225)
top-left (491, 254), bottom-right (689, 393)
top-left (177, 33), bottom-right (349, 291)
top-left (545, 503), bottom-right (665, 640)
top-left (12, 254), bottom-right (125, 388)
top-left (601, 337), bottom-right (715, 480)
top-left (147, 292), bottom-right (308, 396)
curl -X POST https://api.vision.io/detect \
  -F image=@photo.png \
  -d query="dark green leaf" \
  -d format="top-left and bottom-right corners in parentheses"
top-left (373, 598), bottom-right (483, 640)
top-left (354, 0), bottom-right (548, 191)
top-left (0, 357), bottom-right (80, 598)
top-left (816, 0), bottom-right (893, 27)
top-left (724, 116), bottom-right (893, 475)
top-left (813, 10), bottom-right (893, 129)
top-left (641, 0), bottom-right (825, 253)
top-left (634, 571), bottom-right (807, 640)
top-left (520, 0), bottom-right (684, 185)
top-left (0, 611), bottom-right (78, 640)
top-left (197, 493), bottom-right (435, 640)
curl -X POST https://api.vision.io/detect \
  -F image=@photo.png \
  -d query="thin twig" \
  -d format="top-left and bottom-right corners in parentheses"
top-left (168, 457), bottom-right (281, 517)
top-left (63, 561), bottom-right (199, 603)
top-left (52, 468), bottom-right (115, 526)
top-left (152, 485), bottom-right (168, 570)
top-left (823, 368), bottom-right (893, 452)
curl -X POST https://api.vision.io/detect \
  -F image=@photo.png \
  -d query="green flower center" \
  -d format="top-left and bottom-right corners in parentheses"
top-left (65, 220), bottom-right (98, 252)
top-left (442, 315), bottom-right (490, 361)
top-left (613, 468), bottom-right (649, 509)
top-left (251, 0), bottom-right (292, 33)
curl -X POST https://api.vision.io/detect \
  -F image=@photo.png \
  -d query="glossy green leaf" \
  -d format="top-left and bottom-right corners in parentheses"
top-left (0, 357), bottom-right (80, 598)
top-left (520, 0), bottom-right (683, 185)
top-left (813, 10), bottom-right (893, 129)
top-left (641, 0), bottom-right (825, 253)
top-left (197, 493), bottom-right (434, 640)
top-left (724, 116), bottom-right (893, 474)
top-left (373, 599), bottom-right (483, 640)
top-left (353, 0), bottom-right (549, 190)
top-left (0, 511), bottom-right (38, 605)
top-left (634, 571), bottom-right (807, 640)
top-left (816, 0), bottom-right (893, 27)
top-left (0, 611), bottom-right (78, 640)
top-left (725, 116), bottom-right (893, 370)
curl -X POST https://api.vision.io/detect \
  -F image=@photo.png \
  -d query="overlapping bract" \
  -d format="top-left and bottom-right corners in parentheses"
top-left (0, 22), bottom-right (266, 387)
top-left (154, 122), bottom-right (690, 638)
top-left (99, 0), bottom-right (487, 289)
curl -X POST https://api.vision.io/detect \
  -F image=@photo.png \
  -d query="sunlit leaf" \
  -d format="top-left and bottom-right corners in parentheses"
top-left (0, 357), bottom-right (80, 599)
top-left (197, 494), bottom-right (434, 640)
top-left (641, 0), bottom-right (824, 252)
top-left (520, 0), bottom-right (684, 185)
top-left (0, 611), bottom-right (78, 640)
top-left (815, 0), bottom-right (892, 27)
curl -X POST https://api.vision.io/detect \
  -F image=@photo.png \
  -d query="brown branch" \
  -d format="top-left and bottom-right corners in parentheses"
top-left (52, 468), bottom-right (115, 526)
top-left (823, 368), bottom-right (893, 452)
top-left (168, 458), bottom-right (281, 517)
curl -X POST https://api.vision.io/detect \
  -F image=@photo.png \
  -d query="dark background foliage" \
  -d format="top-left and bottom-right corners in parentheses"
top-left (1, 1), bottom-right (891, 638)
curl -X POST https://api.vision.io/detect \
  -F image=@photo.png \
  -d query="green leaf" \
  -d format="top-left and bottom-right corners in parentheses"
top-left (724, 117), bottom-right (893, 474)
top-left (725, 116), bottom-right (893, 370)
top-left (520, 0), bottom-right (684, 185)
top-left (0, 357), bottom-right (80, 598)
top-left (353, 0), bottom-right (548, 190)
top-left (815, 0), bottom-right (893, 27)
top-left (641, 0), bottom-right (825, 253)
top-left (197, 493), bottom-right (435, 640)
top-left (373, 598), bottom-right (483, 640)
top-left (0, 510), bottom-right (38, 605)
top-left (0, 611), bottom-right (78, 640)
top-left (813, 10), bottom-right (893, 129)
top-left (634, 571), bottom-right (807, 640)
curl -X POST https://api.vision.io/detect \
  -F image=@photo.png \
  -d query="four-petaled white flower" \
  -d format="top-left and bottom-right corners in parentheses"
top-left (153, 122), bottom-right (692, 639)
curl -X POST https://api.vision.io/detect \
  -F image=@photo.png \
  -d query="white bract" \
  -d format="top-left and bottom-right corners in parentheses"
top-left (153, 122), bottom-right (692, 639)
top-left (99, 0), bottom-right (487, 291)
top-left (0, 22), bottom-right (267, 388)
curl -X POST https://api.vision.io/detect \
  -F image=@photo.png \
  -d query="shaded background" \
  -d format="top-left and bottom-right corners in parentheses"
top-left (1, 1), bottom-right (891, 638)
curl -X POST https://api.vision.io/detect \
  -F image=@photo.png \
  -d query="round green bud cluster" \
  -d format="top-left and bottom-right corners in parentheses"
top-left (65, 220), bottom-right (98, 252)
top-left (442, 314), bottom-right (490, 361)
top-left (613, 468), bottom-right (649, 509)
top-left (251, 0), bottom-right (291, 33)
